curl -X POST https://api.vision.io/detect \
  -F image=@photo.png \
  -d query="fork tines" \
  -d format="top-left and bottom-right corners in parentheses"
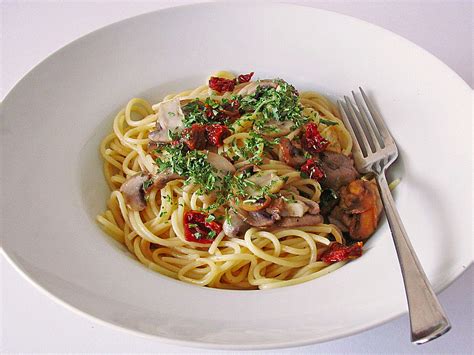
top-left (338, 88), bottom-right (398, 173)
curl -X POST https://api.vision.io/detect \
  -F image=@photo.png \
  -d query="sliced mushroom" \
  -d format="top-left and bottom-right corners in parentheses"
top-left (223, 209), bottom-right (250, 238)
top-left (265, 197), bottom-right (284, 220)
top-left (148, 129), bottom-right (171, 143)
top-left (206, 152), bottom-right (236, 173)
top-left (149, 98), bottom-right (185, 143)
top-left (317, 151), bottom-right (359, 190)
top-left (293, 195), bottom-right (320, 215)
top-left (280, 199), bottom-right (309, 218)
top-left (120, 173), bottom-right (150, 211)
top-left (246, 211), bottom-right (276, 227)
top-left (237, 79), bottom-right (278, 97)
top-left (151, 170), bottom-right (182, 191)
top-left (275, 214), bottom-right (323, 228)
top-left (279, 138), bottom-right (307, 168)
top-left (230, 199), bottom-right (278, 228)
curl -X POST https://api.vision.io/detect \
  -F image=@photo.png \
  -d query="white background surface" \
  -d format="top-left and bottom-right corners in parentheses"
top-left (1, 1), bottom-right (472, 353)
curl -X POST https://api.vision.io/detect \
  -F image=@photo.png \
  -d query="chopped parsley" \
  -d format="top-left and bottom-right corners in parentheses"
top-left (156, 143), bottom-right (219, 193)
top-left (205, 214), bottom-right (216, 223)
top-left (152, 77), bottom-right (316, 216)
top-left (319, 118), bottom-right (338, 126)
top-left (181, 97), bottom-right (237, 127)
top-left (142, 178), bottom-right (154, 191)
top-left (239, 79), bottom-right (308, 130)
top-left (233, 132), bottom-right (278, 165)
top-left (181, 99), bottom-right (208, 127)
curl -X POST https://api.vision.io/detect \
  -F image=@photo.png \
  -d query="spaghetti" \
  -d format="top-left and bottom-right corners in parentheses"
top-left (97, 72), bottom-right (381, 290)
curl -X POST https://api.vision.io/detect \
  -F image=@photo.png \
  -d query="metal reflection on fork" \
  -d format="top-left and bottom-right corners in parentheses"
top-left (338, 89), bottom-right (451, 344)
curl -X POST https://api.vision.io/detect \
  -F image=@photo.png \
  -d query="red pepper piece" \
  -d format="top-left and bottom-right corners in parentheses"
top-left (301, 122), bottom-right (329, 154)
top-left (321, 242), bottom-right (363, 263)
top-left (183, 211), bottom-right (222, 244)
top-left (182, 124), bottom-right (207, 150)
top-left (209, 76), bottom-right (236, 93)
top-left (206, 124), bottom-right (231, 147)
top-left (300, 159), bottom-right (325, 181)
top-left (237, 72), bottom-right (254, 83)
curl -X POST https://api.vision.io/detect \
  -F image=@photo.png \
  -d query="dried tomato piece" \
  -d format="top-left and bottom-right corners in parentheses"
top-left (206, 124), bottom-right (231, 147)
top-left (183, 211), bottom-right (222, 244)
top-left (237, 72), bottom-right (254, 83)
top-left (301, 122), bottom-right (329, 154)
top-left (209, 76), bottom-right (236, 93)
top-left (219, 99), bottom-right (241, 120)
top-left (321, 242), bottom-right (363, 263)
top-left (182, 124), bottom-right (207, 150)
top-left (300, 159), bottom-right (325, 181)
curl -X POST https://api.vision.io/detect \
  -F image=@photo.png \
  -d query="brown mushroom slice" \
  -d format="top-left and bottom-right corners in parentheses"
top-left (264, 197), bottom-right (284, 221)
top-left (293, 195), bottom-right (320, 215)
top-left (279, 138), bottom-right (307, 168)
top-left (223, 209), bottom-right (250, 238)
top-left (280, 199), bottom-right (309, 218)
top-left (150, 170), bottom-right (182, 191)
top-left (206, 152), bottom-right (236, 174)
top-left (149, 98), bottom-right (185, 143)
top-left (120, 173), bottom-right (151, 211)
top-left (230, 199), bottom-right (277, 228)
top-left (318, 151), bottom-right (359, 190)
top-left (275, 214), bottom-right (324, 228)
top-left (148, 129), bottom-right (172, 143)
top-left (245, 211), bottom-right (276, 227)
top-left (237, 79), bottom-right (278, 97)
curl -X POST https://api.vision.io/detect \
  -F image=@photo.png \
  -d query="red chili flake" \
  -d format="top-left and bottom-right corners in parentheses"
top-left (300, 159), bottom-right (325, 181)
top-left (301, 122), bottom-right (329, 154)
top-left (321, 242), bottom-right (363, 263)
top-left (206, 124), bottom-right (231, 147)
top-left (209, 76), bottom-right (236, 93)
top-left (183, 211), bottom-right (222, 244)
top-left (237, 72), bottom-right (254, 84)
top-left (182, 124), bottom-right (207, 150)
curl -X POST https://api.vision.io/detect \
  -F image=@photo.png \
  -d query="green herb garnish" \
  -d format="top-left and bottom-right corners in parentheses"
top-left (319, 118), bottom-right (338, 126)
top-left (205, 214), bottom-right (216, 223)
top-left (240, 79), bottom-right (308, 130)
top-left (142, 178), bottom-right (154, 191)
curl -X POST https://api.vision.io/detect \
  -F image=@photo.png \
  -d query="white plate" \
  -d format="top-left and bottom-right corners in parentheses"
top-left (1, 3), bottom-right (471, 349)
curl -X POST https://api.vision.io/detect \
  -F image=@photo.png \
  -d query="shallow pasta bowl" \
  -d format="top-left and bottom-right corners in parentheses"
top-left (0, 3), bottom-right (471, 349)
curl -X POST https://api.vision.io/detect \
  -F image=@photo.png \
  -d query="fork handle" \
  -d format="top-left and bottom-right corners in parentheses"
top-left (376, 173), bottom-right (451, 344)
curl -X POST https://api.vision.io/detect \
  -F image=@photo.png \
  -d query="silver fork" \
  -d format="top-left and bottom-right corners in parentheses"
top-left (338, 89), bottom-right (451, 344)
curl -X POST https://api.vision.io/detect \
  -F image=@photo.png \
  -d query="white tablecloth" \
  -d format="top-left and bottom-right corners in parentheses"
top-left (1, 1), bottom-right (472, 353)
